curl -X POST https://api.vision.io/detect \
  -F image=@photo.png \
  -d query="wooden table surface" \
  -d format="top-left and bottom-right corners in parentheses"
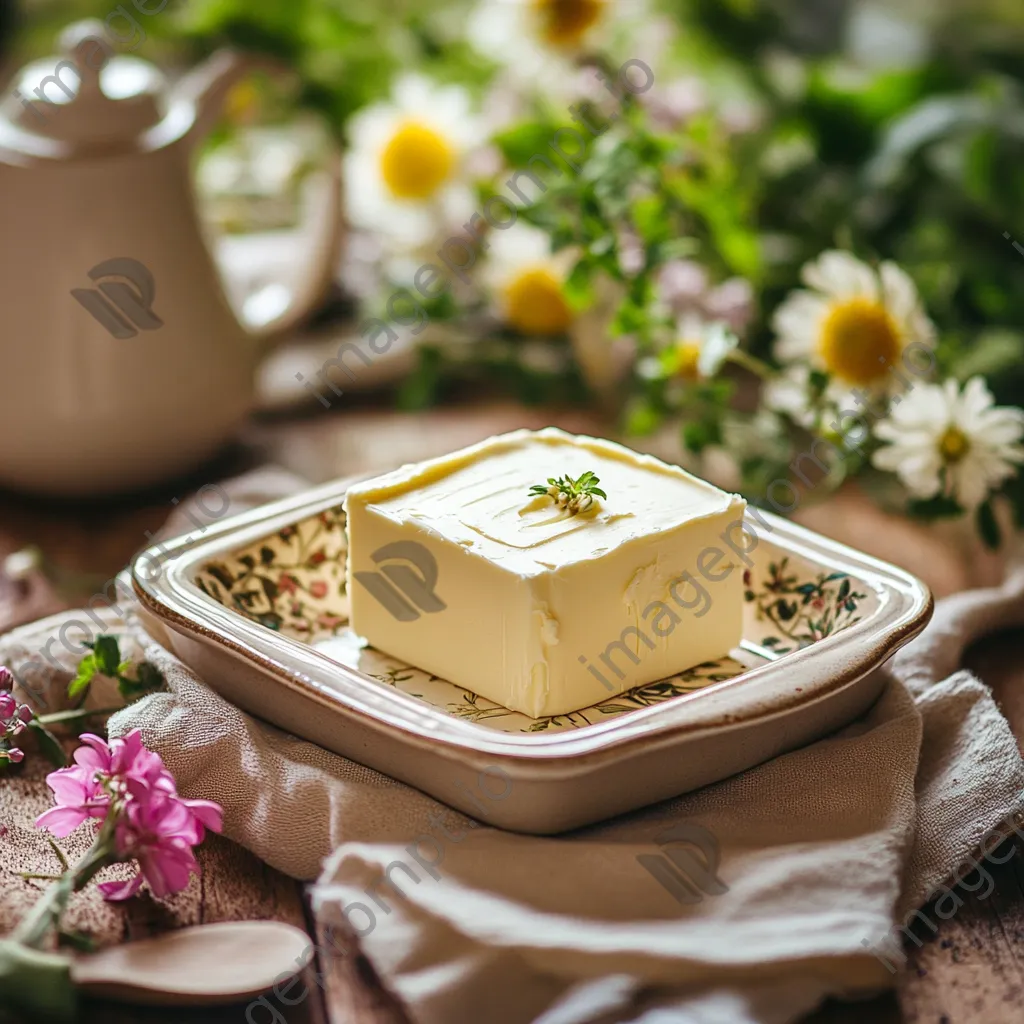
top-left (1, 399), bottom-right (1022, 1024)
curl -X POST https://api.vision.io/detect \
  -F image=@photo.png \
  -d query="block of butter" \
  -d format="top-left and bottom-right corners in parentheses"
top-left (344, 428), bottom-right (748, 719)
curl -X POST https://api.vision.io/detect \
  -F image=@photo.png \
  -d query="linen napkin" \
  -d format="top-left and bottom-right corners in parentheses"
top-left (3, 470), bottom-right (1023, 1024)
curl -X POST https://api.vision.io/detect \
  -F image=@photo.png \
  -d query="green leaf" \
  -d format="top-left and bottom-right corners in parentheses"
top-left (492, 121), bottom-right (565, 168)
top-left (57, 930), bottom-right (97, 954)
top-left (46, 836), bottom-right (70, 873)
top-left (0, 939), bottom-right (76, 1022)
top-left (563, 261), bottom-right (594, 311)
top-left (396, 346), bottom-right (443, 410)
top-left (91, 635), bottom-right (121, 677)
top-left (28, 720), bottom-right (67, 768)
top-left (976, 501), bottom-right (1002, 550)
top-left (682, 420), bottom-right (712, 454)
top-left (951, 330), bottom-right (1024, 381)
top-left (630, 195), bottom-right (669, 245)
top-left (117, 660), bottom-right (166, 703)
top-left (624, 401), bottom-right (663, 437)
top-left (67, 654), bottom-right (98, 700)
top-left (907, 494), bottom-right (964, 520)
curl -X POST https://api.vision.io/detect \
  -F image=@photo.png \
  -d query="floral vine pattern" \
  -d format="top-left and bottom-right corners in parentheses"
top-left (195, 508), bottom-right (877, 734)
top-left (195, 505), bottom-right (348, 634)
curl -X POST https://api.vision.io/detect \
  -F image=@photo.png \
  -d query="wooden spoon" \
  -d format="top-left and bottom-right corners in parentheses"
top-left (70, 920), bottom-right (313, 1005)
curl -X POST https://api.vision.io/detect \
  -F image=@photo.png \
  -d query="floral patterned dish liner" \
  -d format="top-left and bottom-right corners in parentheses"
top-left (193, 504), bottom-right (877, 734)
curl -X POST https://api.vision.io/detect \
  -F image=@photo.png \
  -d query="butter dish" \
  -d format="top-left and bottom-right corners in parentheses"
top-left (345, 429), bottom-right (747, 718)
top-left (131, 470), bottom-right (932, 834)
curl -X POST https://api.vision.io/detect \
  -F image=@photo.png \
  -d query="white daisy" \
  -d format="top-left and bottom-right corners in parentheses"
top-left (772, 250), bottom-right (936, 398)
top-left (871, 377), bottom-right (1024, 510)
top-left (762, 364), bottom-right (818, 428)
top-left (344, 75), bottom-right (481, 249)
top-left (639, 316), bottom-right (738, 382)
top-left (467, 0), bottom-right (617, 88)
top-left (762, 363), bottom-right (853, 431)
top-left (481, 223), bottom-right (576, 336)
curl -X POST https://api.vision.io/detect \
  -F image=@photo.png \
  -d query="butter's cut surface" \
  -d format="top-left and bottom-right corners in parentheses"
top-left (344, 428), bottom-right (748, 719)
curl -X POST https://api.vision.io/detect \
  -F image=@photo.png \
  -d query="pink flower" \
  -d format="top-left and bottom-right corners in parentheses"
top-left (308, 580), bottom-right (328, 600)
top-left (1, 671), bottom-right (33, 766)
top-left (35, 734), bottom-right (121, 836)
top-left (99, 788), bottom-right (223, 901)
top-left (36, 730), bottom-right (222, 901)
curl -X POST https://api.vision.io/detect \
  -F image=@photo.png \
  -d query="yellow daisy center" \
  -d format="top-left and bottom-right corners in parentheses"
top-left (818, 298), bottom-right (901, 386)
top-left (504, 267), bottom-right (572, 335)
top-left (532, 0), bottom-right (604, 48)
top-left (379, 121), bottom-right (455, 200)
top-left (224, 80), bottom-right (260, 124)
top-left (669, 341), bottom-right (702, 380)
top-left (939, 426), bottom-right (970, 463)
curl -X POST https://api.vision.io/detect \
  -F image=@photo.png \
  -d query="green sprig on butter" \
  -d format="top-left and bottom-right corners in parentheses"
top-left (529, 470), bottom-right (607, 515)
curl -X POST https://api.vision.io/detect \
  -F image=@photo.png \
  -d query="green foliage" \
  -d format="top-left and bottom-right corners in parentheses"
top-left (68, 636), bottom-right (166, 706)
top-left (14, 0), bottom-right (1024, 538)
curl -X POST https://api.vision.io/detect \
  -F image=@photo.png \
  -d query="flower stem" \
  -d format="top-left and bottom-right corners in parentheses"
top-left (729, 349), bottom-right (776, 380)
top-left (36, 707), bottom-right (124, 727)
top-left (13, 837), bottom-right (115, 949)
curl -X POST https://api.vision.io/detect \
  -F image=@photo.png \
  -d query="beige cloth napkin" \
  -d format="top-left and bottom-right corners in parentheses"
top-left (4, 471), bottom-right (1023, 1024)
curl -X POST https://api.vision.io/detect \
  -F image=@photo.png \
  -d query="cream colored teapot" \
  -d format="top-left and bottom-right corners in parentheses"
top-left (0, 21), bottom-right (342, 495)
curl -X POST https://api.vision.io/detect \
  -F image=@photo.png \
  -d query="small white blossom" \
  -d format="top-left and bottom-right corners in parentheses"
top-left (872, 377), bottom-right (1024, 510)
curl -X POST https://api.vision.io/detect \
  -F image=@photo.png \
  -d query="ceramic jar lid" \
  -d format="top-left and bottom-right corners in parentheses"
top-left (0, 20), bottom-right (167, 151)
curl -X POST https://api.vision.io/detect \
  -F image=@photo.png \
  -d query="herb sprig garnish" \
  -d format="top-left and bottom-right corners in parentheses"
top-left (529, 471), bottom-right (607, 515)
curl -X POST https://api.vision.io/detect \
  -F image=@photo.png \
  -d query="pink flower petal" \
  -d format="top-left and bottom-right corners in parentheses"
top-left (78, 733), bottom-right (112, 762)
top-left (73, 749), bottom-right (105, 771)
top-left (183, 800), bottom-right (223, 834)
top-left (45, 768), bottom-right (94, 805)
top-left (35, 806), bottom-right (89, 837)
top-left (97, 874), bottom-right (144, 901)
top-left (139, 845), bottom-right (198, 898)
